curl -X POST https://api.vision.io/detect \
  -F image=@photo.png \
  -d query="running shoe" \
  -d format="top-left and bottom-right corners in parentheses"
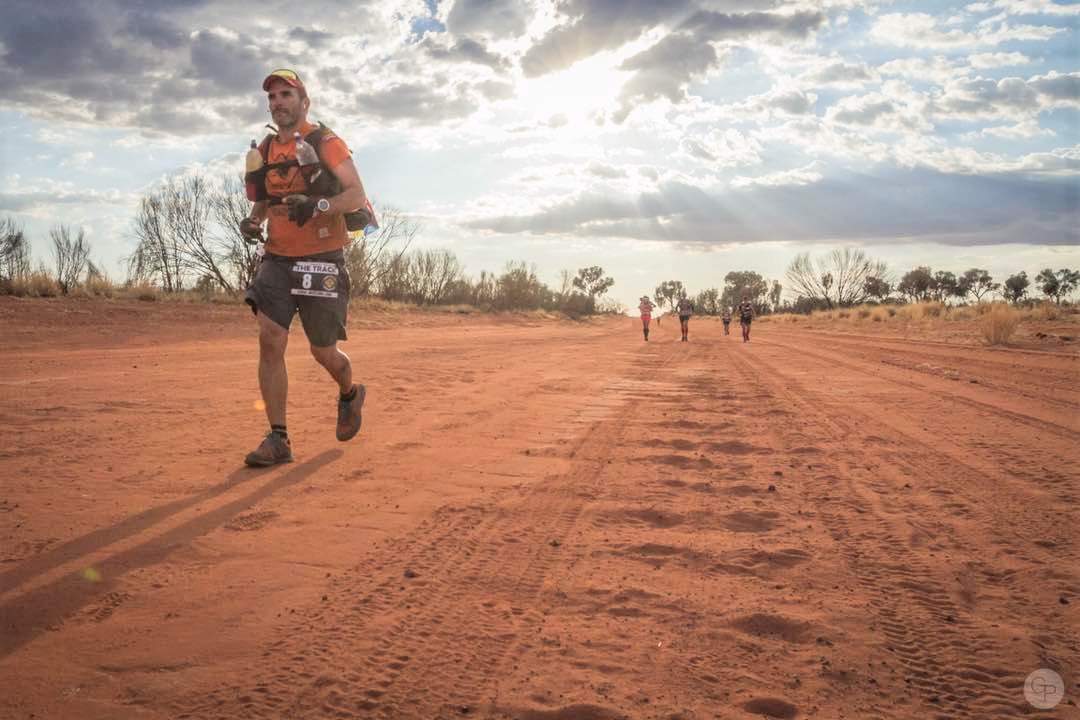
top-left (244, 432), bottom-right (293, 467)
top-left (336, 383), bottom-right (367, 441)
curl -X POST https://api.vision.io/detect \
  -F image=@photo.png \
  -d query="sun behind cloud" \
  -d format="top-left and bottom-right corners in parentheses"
top-left (513, 51), bottom-right (632, 126)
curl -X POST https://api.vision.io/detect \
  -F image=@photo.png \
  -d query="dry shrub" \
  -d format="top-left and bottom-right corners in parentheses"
top-left (895, 304), bottom-right (918, 322)
top-left (871, 306), bottom-right (889, 322)
top-left (922, 301), bottom-right (945, 318)
top-left (856, 307), bottom-right (872, 320)
top-left (1026, 301), bottom-right (1061, 322)
top-left (78, 276), bottom-right (116, 298)
top-left (123, 283), bottom-right (160, 301)
top-left (895, 301), bottom-right (943, 321)
top-left (979, 302), bottom-right (1020, 345)
top-left (13, 271), bottom-right (62, 297)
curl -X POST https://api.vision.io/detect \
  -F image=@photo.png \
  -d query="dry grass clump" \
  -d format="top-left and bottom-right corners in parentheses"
top-left (893, 301), bottom-right (944, 321)
top-left (1026, 301), bottom-right (1061, 321)
top-left (124, 283), bottom-right (160, 301)
top-left (7, 272), bottom-right (63, 297)
top-left (762, 300), bottom-right (1073, 334)
top-left (979, 302), bottom-right (1021, 345)
top-left (73, 276), bottom-right (116, 298)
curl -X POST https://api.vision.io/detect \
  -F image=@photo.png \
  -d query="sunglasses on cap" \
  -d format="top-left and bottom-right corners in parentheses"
top-left (263, 68), bottom-right (304, 91)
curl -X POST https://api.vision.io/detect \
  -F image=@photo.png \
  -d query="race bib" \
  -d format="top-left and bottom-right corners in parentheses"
top-left (289, 260), bottom-right (340, 298)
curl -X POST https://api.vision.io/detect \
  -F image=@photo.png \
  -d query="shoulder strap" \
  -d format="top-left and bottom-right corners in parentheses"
top-left (304, 122), bottom-right (327, 151)
top-left (257, 134), bottom-right (274, 163)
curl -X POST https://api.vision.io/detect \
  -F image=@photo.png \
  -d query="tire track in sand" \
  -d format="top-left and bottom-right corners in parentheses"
top-left (721, 338), bottom-right (1063, 719)
top-left (173, 348), bottom-right (677, 719)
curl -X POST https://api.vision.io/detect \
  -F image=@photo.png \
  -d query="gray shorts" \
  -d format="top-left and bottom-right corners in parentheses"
top-left (244, 250), bottom-right (350, 347)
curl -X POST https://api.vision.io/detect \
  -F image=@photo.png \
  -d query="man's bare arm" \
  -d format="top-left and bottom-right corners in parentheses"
top-left (326, 157), bottom-right (368, 215)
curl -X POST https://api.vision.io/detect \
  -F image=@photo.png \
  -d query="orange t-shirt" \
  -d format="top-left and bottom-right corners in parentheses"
top-left (263, 120), bottom-right (352, 257)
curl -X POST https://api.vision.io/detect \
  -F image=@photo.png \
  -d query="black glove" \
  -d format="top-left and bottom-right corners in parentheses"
top-left (285, 194), bottom-right (317, 228)
top-left (239, 217), bottom-right (263, 244)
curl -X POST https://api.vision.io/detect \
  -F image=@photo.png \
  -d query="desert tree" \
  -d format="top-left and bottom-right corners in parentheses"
top-left (930, 270), bottom-right (960, 302)
top-left (211, 174), bottom-right (260, 291)
top-left (654, 280), bottom-right (684, 314)
top-left (694, 287), bottom-right (721, 315)
top-left (129, 174), bottom-right (233, 292)
top-left (722, 270), bottom-right (768, 311)
top-left (1036, 268), bottom-right (1080, 304)
top-left (165, 175), bottom-right (233, 291)
top-left (787, 253), bottom-right (828, 306)
top-left (376, 252), bottom-right (412, 301)
top-left (786, 249), bottom-right (885, 308)
top-left (495, 261), bottom-right (548, 310)
top-left (128, 191), bottom-right (182, 291)
top-left (1003, 271), bottom-right (1029, 304)
top-left (768, 280), bottom-right (782, 312)
top-left (410, 248), bottom-right (463, 304)
top-left (572, 265), bottom-right (614, 311)
top-left (1057, 269), bottom-right (1080, 302)
top-left (473, 270), bottom-right (497, 308)
top-left (1, 217), bottom-right (32, 281)
top-left (863, 275), bottom-right (892, 302)
top-left (556, 269), bottom-right (574, 299)
top-left (51, 224), bottom-right (92, 294)
top-left (898, 266), bottom-right (934, 302)
top-left (960, 268), bottom-right (999, 303)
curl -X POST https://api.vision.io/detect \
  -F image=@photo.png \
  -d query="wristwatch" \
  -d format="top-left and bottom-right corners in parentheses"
top-left (316, 198), bottom-right (330, 214)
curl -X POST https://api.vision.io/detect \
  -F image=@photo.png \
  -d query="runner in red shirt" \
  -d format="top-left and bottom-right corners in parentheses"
top-left (638, 296), bottom-right (655, 341)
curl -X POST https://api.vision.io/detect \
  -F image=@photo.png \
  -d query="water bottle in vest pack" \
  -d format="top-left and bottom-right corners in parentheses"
top-left (244, 139), bottom-right (263, 201)
top-left (294, 131), bottom-right (322, 185)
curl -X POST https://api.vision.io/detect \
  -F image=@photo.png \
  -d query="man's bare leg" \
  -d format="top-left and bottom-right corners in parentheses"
top-left (309, 343), bottom-right (352, 393)
top-left (243, 312), bottom-right (294, 466)
top-left (258, 312), bottom-right (290, 426)
top-left (311, 342), bottom-right (365, 441)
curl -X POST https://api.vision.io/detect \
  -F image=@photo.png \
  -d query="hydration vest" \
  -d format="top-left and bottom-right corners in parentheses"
top-left (246, 123), bottom-right (376, 232)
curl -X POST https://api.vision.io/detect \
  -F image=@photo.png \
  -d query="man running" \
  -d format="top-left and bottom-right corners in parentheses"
top-left (638, 296), bottom-right (655, 341)
top-left (239, 68), bottom-right (372, 466)
top-left (721, 304), bottom-right (733, 336)
top-left (737, 294), bottom-right (755, 343)
top-left (675, 295), bottom-right (694, 342)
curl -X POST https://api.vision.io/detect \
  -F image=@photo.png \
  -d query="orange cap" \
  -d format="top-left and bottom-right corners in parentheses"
top-left (262, 68), bottom-right (305, 92)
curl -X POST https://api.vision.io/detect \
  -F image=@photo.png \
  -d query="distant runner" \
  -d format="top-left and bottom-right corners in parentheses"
top-left (737, 295), bottom-right (755, 343)
top-left (676, 295), bottom-right (694, 342)
top-left (721, 304), bottom-right (733, 336)
top-left (638, 296), bottom-right (655, 341)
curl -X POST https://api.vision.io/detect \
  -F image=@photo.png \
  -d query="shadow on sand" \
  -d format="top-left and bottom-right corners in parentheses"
top-left (0, 450), bottom-right (342, 659)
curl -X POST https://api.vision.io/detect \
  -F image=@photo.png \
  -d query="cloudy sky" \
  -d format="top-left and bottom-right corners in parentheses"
top-left (1, 0), bottom-right (1078, 308)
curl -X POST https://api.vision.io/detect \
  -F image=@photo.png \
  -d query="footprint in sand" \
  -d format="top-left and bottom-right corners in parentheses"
top-left (513, 704), bottom-right (625, 720)
top-left (741, 697), bottom-right (799, 719)
top-left (617, 543), bottom-right (711, 569)
top-left (708, 440), bottom-right (766, 455)
top-left (605, 508), bottom-right (685, 529)
top-left (721, 510), bottom-right (781, 532)
top-left (647, 454), bottom-right (715, 469)
top-left (729, 612), bottom-right (814, 644)
top-left (225, 510), bottom-right (279, 531)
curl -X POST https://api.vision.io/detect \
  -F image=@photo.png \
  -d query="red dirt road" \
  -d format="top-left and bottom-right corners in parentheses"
top-left (1, 298), bottom-right (1077, 719)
